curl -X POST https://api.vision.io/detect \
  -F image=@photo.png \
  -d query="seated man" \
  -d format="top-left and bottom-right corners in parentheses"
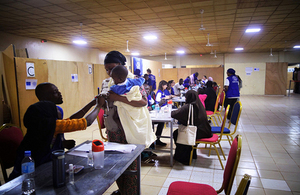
top-left (9, 82), bottom-right (103, 180)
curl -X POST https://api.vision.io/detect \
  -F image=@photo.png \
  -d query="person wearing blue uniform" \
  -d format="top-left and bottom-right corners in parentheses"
top-left (147, 68), bottom-right (156, 91)
top-left (144, 74), bottom-right (153, 91)
top-left (156, 80), bottom-right (171, 106)
top-left (224, 68), bottom-right (240, 119)
top-left (183, 76), bottom-right (190, 88)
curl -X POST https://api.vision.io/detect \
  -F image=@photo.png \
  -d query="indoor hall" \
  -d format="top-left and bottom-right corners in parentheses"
top-left (1, 0), bottom-right (300, 194)
top-left (69, 94), bottom-right (300, 195)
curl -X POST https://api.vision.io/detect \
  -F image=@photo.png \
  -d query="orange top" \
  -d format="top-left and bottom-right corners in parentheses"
top-left (54, 118), bottom-right (87, 135)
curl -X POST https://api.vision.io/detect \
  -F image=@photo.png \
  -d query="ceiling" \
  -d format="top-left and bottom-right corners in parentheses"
top-left (1, 0), bottom-right (300, 57)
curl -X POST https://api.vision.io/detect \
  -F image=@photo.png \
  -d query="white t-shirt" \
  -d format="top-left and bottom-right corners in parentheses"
top-left (173, 83), bottom-right (184, 95)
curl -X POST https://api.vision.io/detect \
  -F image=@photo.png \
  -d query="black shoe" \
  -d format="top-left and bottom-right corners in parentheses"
top-left (111, 190), bottom-right (121, 195)
top-left (156, 139), bottom-right (167, 146)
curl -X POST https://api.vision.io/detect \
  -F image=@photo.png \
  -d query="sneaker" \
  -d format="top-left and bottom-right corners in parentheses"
top-left (156, 139), bottom-right (167, 146)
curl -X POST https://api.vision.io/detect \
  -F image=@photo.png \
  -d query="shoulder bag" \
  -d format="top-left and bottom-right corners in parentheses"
top-left (176, 104), bottom-right (197, 146)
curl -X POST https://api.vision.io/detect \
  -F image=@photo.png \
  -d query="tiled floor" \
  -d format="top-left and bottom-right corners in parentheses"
top-left (1, 94), bottom-right (300, 195)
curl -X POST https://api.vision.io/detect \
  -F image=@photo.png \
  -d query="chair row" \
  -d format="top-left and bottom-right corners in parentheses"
top-left (168, 134), bottom-right (252, 195)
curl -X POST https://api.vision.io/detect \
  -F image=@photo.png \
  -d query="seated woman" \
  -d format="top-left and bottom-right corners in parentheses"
top-left (204, 81), bottom-right (217, 112)
top-left (154, 80), bottom-right (172, 146)
top-left (171, 90), bottom-right (212, 165)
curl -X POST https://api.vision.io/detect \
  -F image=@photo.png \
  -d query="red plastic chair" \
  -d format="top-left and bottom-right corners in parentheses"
top-left (191, 105), bottom-right (230, 169)
top-left (206, 92), bottom-right (220, 126)
top-left (0, 124), bottom-right (23, 183)
top-left (167, 135), bottom-right (242, 195)
top-left (215, 91), bottom-right (225, 122)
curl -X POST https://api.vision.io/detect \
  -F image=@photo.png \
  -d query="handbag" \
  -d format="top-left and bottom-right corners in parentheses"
top-left (176, 104), bottom-right (197, 146)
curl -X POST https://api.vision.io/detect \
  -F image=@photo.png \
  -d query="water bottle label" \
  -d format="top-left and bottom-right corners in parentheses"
top-left (22, 162), bottom-right (35, 174)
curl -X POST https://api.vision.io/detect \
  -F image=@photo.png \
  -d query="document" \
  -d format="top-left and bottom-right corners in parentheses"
top-left (67, 142), bottom-right (137, 157)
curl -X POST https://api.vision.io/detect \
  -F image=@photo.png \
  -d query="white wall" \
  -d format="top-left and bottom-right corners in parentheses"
top-left (0, 31), bottom-right (107, 64)
top-left (142, 50), bottom-right (300, 95)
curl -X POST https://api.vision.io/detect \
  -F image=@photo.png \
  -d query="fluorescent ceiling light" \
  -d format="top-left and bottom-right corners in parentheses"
top-left (293, 45), bottom-right (300, 48)
top-left (245, 28), bottom-right (261, 33)
top-left (73, 39), bottom-right (87, 45)
top-left (143, 35), bottom-right (157, 40)
top-left (235, 48), bottom-right (244, 51)
top-left (131, 52), bottom-right (140, 56)
top-left (177, 50), bottom-right (185, 54)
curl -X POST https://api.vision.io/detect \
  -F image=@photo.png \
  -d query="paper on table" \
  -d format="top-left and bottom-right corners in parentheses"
top-left (68, 142), bottom-right (137, 157)
top-left (105, 142), bottom-right (137, 153)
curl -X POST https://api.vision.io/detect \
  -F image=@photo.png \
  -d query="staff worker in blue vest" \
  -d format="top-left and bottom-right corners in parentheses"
top-left (224, 68), bottom-right (240, 119)
top-left (147, 68), bottom-right (156, 92)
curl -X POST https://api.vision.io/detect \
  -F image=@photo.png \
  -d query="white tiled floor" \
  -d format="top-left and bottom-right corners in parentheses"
top-left (1, 94), bottom-right (300, 195)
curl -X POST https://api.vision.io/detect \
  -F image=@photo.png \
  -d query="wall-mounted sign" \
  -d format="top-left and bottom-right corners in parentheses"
top-left (71, 74), bottom-right (78, 82)
top-left (88, 64), bottom-right (93, 74)
top-left (26, 62), bottom-right (35, 77)
top-left (25, 79), bottom-right (37, 90)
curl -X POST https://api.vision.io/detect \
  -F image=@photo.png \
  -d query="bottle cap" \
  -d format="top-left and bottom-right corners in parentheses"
top-left (24, 151), bottom-right (31, 156)
top-left (168, 100), bottom-right (172, 104)
top-left (92, 140), bottom-right (104, 152)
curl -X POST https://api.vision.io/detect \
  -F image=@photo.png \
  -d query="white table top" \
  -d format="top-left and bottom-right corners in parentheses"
top-left (172, 96), bottom-right (185, 102)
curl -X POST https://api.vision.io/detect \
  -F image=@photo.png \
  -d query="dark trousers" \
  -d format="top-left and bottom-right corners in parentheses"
top-left (224, 98), bottom-right (238, 119)
top-left (152, 122), bottom-right (165, 139)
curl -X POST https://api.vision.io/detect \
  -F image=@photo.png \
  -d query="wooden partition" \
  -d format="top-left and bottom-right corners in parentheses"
top-left (2, 45), bottom-right (20, 128)
top-left (265, 62), bottom-right (288, 95)
top-left (3, 55), bottom-right (109, 134)
top-left (161, 66), bottom-right (224, 90)
top-left (161, 68), bottom-right (178, 83)
top-left (177, 68), bottom-right (191, 81)
top-left (191, 66), bottom-right (224, 90)
top-left (94, 63), bottom-right (109, 95)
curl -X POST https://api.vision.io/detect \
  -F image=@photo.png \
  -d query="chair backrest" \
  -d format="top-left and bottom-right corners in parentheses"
top-left (0, 124), bottom-right (23, 182)
top-left (213, 92), bottom-right (221, 114)
top-left (218, 105), bottom-right (229, 141)
top-left (235, 174), bottom-right (251, 195)
top-left (228, 101), bottom-right (242, 134)
top-left (222, 134), bottom-right (242, 195)
top-left (219, 91), bottom-right (225, 111)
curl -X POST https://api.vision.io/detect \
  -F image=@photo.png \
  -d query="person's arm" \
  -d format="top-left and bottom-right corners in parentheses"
top-left (224, 78), bottom-right (229, 92)
top-left (69, 98), bottom-right (96, 119)
top-left (108, 91), bottom-right (147, 107)
top-left (171, 104), bottom-right (188, 125)
top-left (55, 95), bottom-right (104, 134)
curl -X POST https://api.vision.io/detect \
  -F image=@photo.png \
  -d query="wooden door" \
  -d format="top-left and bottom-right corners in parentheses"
top-left (265, 62), bottom-right (288, 95)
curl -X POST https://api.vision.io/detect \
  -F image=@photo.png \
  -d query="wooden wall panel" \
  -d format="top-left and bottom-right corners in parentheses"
top-left (134, 58), bottom-right (162, 91)
top-left (77, 62), bottom-right (94, 110)
top-left (177, 68), bottom-right (191, 82)
top-left (93, 64), bottom-right (109, 95)
top-left (265, 62), bottom-right (288, 95)
top-left (48, 61), bottom-right (80, 118)
top-left (2, 45), bottom-right (20, 127)
top-left (15, 58), bottom-right (48, 133)
top-left (191, 67), bottom-right (224, 90)
top-left (161, 68), bottom-right (178, 83)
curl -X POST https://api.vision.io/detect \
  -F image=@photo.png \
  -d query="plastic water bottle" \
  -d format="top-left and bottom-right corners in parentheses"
top-left (69, 164), bottom-right (74, 185)
top-left (155, 103), bottom-right (160, 116)
top-left (92, 140), bottom-right (104, 169)
top-left (167, 100), bottom-right (173, 113)
top-left (21, 151), bottom-right (35, 178)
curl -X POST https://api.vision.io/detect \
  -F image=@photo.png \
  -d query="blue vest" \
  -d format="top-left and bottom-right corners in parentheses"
top-left (226, 75), bottom-right (240, 98)
top-left (156, 89), bottom-right (166, 106)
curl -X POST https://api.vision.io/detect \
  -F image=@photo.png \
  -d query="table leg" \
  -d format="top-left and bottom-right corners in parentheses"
top-left (137, 154), bottom-right (141, 195)
top-left (170, 121), bottom-right (173, 166)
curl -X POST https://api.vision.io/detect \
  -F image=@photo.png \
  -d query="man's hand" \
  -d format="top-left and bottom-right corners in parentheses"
top-left (63, 139), bottom-right (75, 150)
